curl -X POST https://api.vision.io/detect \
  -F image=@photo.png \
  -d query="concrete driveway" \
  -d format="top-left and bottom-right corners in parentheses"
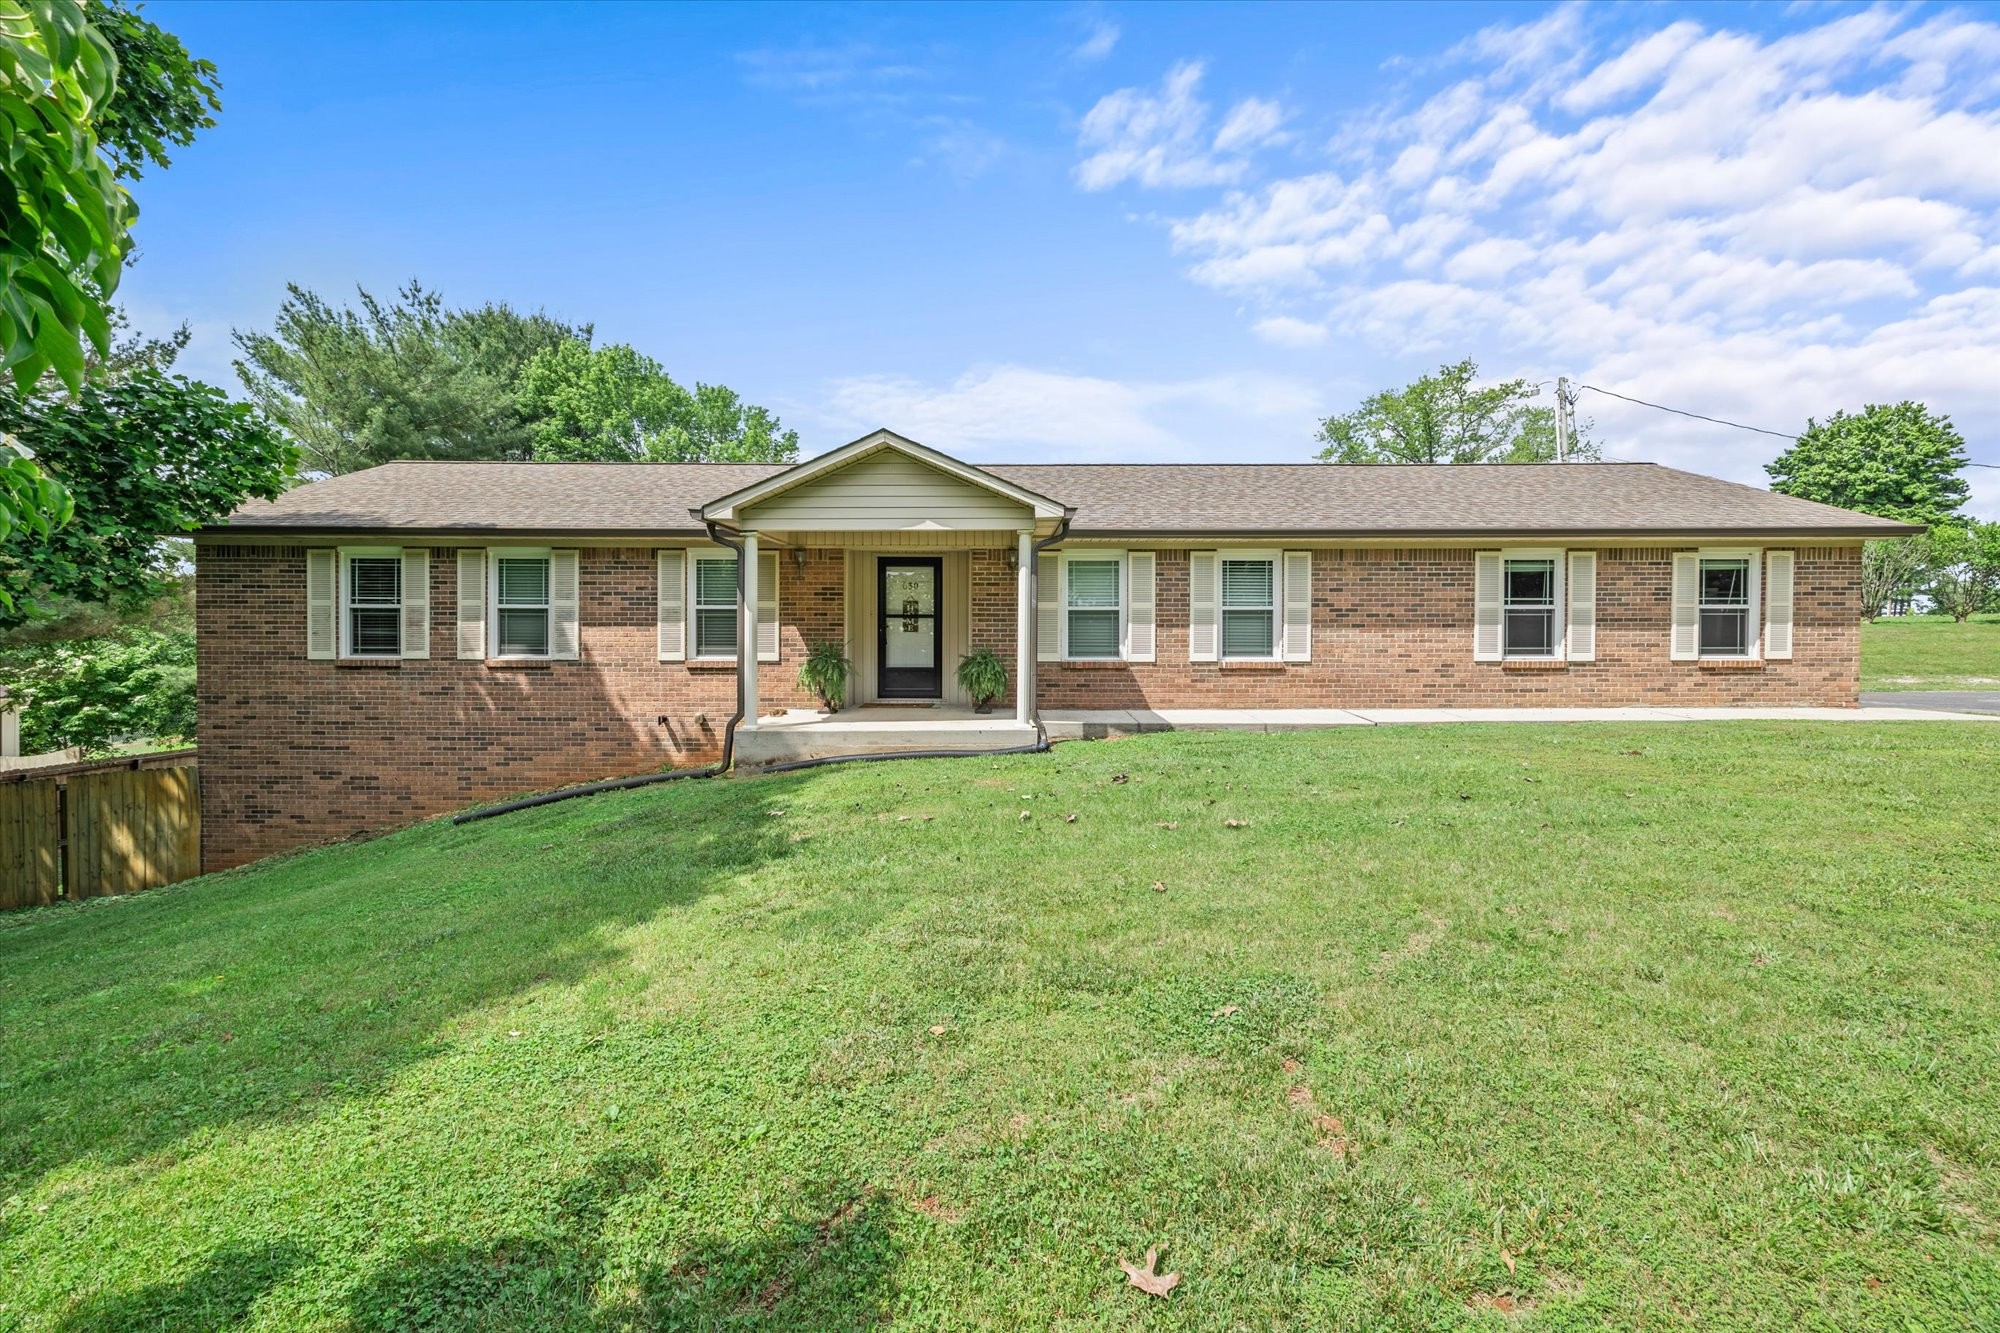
top-left (1862, 691), bottom-right (2000, 716)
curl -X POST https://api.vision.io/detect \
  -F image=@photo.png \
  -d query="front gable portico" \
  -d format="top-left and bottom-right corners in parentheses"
top-left (695, 431), bottom-right (1071, 734)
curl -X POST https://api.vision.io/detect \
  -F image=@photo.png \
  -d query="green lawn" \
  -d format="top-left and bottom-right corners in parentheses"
top-left (4, 725), bottom-right (1999, 1330)
top-left (1862, 613), bottom-right (2000, 690)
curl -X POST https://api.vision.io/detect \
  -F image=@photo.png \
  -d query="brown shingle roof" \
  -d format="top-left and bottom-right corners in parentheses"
top-left (209, 459), bottom-right (1918, 540)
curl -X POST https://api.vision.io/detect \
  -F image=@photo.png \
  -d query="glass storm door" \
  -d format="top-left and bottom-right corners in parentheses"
top-left (878, 558), bottom-right (943, 699)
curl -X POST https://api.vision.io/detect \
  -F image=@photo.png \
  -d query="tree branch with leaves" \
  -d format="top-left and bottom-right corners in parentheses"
top-left (1315, 360), bottom-right (1598, 464)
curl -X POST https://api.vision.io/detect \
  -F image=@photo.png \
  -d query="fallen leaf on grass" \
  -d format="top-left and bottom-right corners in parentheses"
top-left (929, 1025), bottom-right (949, 1036)
top-left (1501, 1248), bottom-right (1516, 1274)
top-left (1212, 1004), bottom-right (1240, 1018)
top-left (1150, 881), bottom-right (1167, 893)
top-left (1118, 1247), bottom-right (1180, 1297)
top-left (1018, 811), bottom-right (1032, 822)
top-left (1063, 813), bottom-right (1078, 823)
top-left (1110, 773), bottom-right (1130, 785)
top-left (1224, 819), bottom-right (1248, 828)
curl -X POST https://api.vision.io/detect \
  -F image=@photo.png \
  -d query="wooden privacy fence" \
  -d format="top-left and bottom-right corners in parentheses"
top-left (0, 751), bottom-right (199, 911)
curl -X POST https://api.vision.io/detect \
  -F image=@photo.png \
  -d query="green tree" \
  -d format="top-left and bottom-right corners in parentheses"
top-left (0, 369), bottom-right (295, 624)
top-left (0, 0), bottom-right (132, 393)
top-left (1924, 521), bottom-right (2000, 623)
top-left (0, 613), bottom-right (193, 754)
top-left (1860, 535), bottom-right (1932, 622)
top-left (232, 282), bottom-right (585, 474)
top-left (1765, 402), bottom-right (1970, 528)
top-left (515, 340), bottom-right (800, 463)
top-left (1316, 359), bottom-right (1598, 464)
top-left (86, 0), bottom-right (220, 179)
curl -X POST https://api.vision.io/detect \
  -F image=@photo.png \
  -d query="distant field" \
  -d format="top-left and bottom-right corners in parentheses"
top-left (1861, 612), bottom-right (2000, 690)
top-left (5, 723), bottom-right (1999, 1329)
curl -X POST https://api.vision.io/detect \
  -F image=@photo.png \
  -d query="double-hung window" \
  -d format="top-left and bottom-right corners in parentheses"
top-left (343, 550), bottom-right (402, 657)
top-left (1064, 556), bottom-right (1123, 659)
top-left (492, 551), bottom-right (552, 658)
top-left (692, 553), bottom-right (738, 659)
top-left (1502, 557), bottom-right (1558, 658)
top-left (1699, 557), bottom-right (1752, 657)
top-left (1220, 555), bottom-right (1277, 659)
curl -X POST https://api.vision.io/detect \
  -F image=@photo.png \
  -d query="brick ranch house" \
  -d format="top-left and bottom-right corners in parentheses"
top-left (196, 428), bottom-right (1916, 869)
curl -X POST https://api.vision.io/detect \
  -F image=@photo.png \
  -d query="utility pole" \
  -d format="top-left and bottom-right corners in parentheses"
top-left (1554, 375), bottom-right (1570, 462)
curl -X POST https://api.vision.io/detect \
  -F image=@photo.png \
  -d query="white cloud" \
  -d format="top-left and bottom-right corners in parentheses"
top-left (1251, 315), bottom-right (1329, 348)
top-left (1074, 62), bottom-right (1288, 190)
top-left (1079, 7), bottom-right (2000, 516)
top-left (1074, 19), bottom-right (1119, 63)
top-left (1214, 97), bottom-right (1289, 153)
top-left (818, 364), bottom-right (1323, 462)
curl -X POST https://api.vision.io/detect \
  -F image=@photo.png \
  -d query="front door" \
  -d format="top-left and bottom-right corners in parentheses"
top-left (878, 558), bottom-right (943, 699)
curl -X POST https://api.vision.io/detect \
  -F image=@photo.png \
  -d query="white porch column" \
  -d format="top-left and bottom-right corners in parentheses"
top-left (740, 530), bottom-right (760, 730)
top-left (1016, 529), bottom-right (1034, 725)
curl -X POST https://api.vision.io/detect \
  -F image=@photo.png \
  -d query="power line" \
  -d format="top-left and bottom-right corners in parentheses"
top-left (1576, 383), bottom-right (1796, 440)
top-left (1575, 382), bottom-right (1999, 468)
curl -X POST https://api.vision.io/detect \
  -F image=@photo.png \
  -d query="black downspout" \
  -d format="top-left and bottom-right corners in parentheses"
top-left (703, 518), bottom-right (749, 775)
top-left (1026, 512), bottom-right (1074, 720)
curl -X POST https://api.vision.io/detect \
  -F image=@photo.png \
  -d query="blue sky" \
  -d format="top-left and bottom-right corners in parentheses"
top-left (125, 1), bottom-right (1999, 515)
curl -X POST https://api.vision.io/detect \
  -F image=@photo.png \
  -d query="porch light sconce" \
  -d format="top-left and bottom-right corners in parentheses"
top-left (791, 547), bottom-right (807, 571)
top-left (1005, 548), bottom-right (1019, 571)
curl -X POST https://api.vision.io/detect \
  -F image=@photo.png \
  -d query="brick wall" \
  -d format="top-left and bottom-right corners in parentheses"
top-left (1037, 546), bottom-right (1862, 709)
top-left (196, 544), bottom-right (840, 870)
top-left (199, 541), bottom-right (1860, 869)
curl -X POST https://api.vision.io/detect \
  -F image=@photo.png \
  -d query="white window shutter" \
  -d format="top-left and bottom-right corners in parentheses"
top-left (1126, 551), bottom-right (1156, 662)
top-left (1566, 551), bottom-right (1596, 662)
top-left (1282, 550), bottom-right (1313, 662)
top-left (1670, 552), bottom-right (1700, 661)
top-left (399, 549), bottom-right (430, 659)
top-left (1036, 552), bottom-right (1060, 662)
top-left (1473, 552), bottom-right (1503, 662)
top-left (457, 549), bottom-right (486, 659)
top-left (306, 549), bottom-right (336, 660)
top-left (550, 549), bottom-right (581, 660)
top-left (657, 549), bottom-right (686, 661)
top-left (1746, 547), bottom-right (1763, 660)
top-left (1765, 550), bottom-right (1794, 660)
top-left (757, 550), bottom-right (780, 663)
top-left (1189, 551), bottom-right (1219, 662)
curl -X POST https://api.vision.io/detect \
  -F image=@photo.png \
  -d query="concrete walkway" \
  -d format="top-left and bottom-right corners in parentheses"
top-left (1041, 704), bottom-right (2000, 738)
top-left (1862, 690), bottom-right (2000, 716)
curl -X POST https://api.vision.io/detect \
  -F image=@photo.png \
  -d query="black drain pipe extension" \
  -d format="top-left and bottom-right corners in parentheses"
top-left (452, 521), bottom-right (751, 825)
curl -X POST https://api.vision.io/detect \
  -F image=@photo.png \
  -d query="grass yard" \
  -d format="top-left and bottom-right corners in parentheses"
top-left (4, 724), bottom-right (1999, 1330)
top-left (1862, 612), bottom-right (2000, 690)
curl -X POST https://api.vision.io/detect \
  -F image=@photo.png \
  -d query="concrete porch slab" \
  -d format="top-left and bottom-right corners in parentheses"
top-left (736, 705), bottom-right (1039, 768)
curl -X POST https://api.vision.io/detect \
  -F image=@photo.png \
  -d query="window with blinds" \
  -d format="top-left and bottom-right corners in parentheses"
top-left (1220, 557), bottom-right (1276, 658)
top-left (494, 555), bottom-right (551, 657)
top-left (693, 555), bottom-right (738, 658)
top-left (1502, 558), bottom-right (1557, 657)
top-left (1699, 557), bottom-right (1751, 656)
top-left (1065, 558), bottom-right (1121, 659)
top-left (345, 555), bottom-right (401, 657)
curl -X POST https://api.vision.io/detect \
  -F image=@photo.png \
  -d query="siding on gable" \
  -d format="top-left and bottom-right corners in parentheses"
top-left (741, 450), bottom-right (1034, 531)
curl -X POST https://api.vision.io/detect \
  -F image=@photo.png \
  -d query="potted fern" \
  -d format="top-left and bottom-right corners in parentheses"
top-left (956, 648), bottom-right (1009, 714)
top-left (797, 642), bottom-right (851, 714)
